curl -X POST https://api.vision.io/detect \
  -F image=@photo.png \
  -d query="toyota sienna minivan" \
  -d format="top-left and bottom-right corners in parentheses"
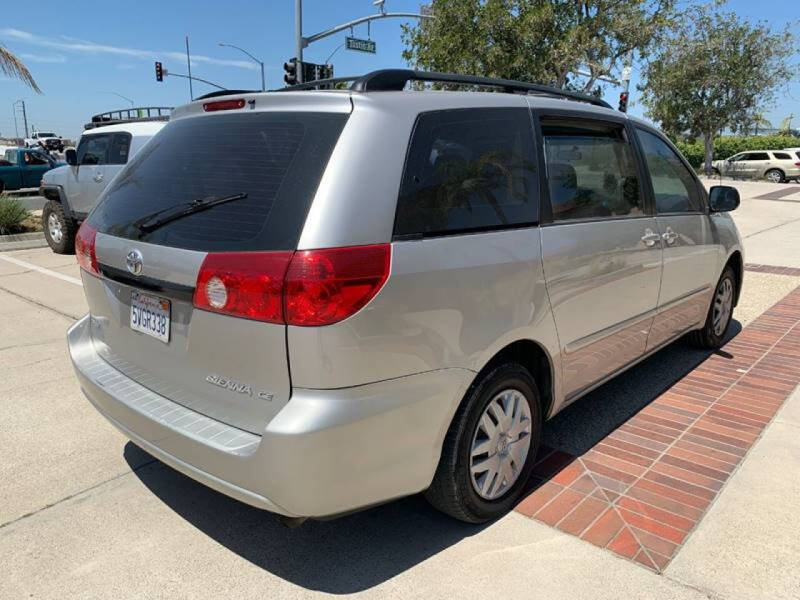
top-left (68, 70), bottom-right (743, 524)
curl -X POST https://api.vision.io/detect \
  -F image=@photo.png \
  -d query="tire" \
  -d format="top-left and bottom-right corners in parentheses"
top-left (765, 169), bottom-right (785, 183)
top-left (712, 167), bottom-right (720, 176)
top-left (425, 362), bottom-right (542, 523)
top-left (42, 200), bottom-right (76, 254)
top-left (0, 180), bottom-right (4, 194)
top-left (690, 266), bottom-right (736, 349)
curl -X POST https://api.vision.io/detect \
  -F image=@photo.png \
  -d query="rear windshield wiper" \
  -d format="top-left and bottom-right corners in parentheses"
top-left (135, 193), bottom-right (248, 234)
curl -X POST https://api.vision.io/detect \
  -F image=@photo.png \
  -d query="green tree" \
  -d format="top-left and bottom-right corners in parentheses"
top-left (0, 45), bottom-right (40, 92)
top-left (638, 6), bottom-right (793, 174)
top-left (401, 0), bottom-right (675, 92)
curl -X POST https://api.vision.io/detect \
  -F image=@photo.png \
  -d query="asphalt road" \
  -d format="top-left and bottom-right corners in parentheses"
top-left (1, 179), bottom-right (799, 599)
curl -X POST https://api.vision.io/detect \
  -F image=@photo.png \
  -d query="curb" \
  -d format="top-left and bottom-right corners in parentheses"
top-left (0, 232), bottom-right (48, 252)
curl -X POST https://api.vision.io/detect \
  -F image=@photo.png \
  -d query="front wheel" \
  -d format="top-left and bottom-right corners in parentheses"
top-left (690, 266), bottom-right (736, 349)
top-left (42, 200), bottom-right (76, 254)
top-left (425, 363), bottom-right (542, 523)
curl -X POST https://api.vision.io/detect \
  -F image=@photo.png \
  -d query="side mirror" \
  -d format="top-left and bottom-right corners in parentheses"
top-left (65, 148), bottom-right (77, 166)
top-left (709, 185), bottom-right (740, 212)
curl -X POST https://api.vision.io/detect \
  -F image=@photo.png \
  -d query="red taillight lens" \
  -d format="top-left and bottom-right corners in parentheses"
top-left (193, 251), bottom-right (293, 323)
top-left (794, 161), bottom-right (800, 167)
top-left (75, 222), bottom-right (99, 276)
top-left (202, 99), bottom-right (245, 112)
top-left (284, 244), bottom-right (391, 326)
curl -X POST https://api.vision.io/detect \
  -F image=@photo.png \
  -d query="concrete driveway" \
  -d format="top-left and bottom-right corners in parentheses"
top-left (1, 179), bottom-right (799, 599)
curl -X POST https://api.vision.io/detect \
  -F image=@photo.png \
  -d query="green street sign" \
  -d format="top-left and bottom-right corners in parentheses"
top-left (346, 36), bottom-right (376, 54)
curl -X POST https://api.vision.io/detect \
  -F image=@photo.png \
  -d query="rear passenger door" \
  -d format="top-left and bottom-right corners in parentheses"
top-left (634, 127), bottom-right (718, 348)
top-left (535, 113), bottom-right (662, 399)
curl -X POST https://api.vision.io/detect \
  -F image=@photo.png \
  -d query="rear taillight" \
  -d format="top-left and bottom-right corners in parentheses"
top-left (193, 252), bottom-right (293, 323)
top-left (794, 161), bottom-right (800, 167)
top-left (75, 222), bottom-right (99, 276)
top-left (285, 244), bottom-right (391, 326)
top-left (192, 244), bottom-right (391, 326)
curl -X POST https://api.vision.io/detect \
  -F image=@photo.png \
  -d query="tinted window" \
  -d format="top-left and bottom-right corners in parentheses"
top-left (742, 152), bottom-right (769, 161)
top-left (23, 151), bottom-right (49, 165)
top-left (394, 108), bottom-right (538, 237)
top-left (108, 133), bottom-right (132, 165)
top-left (89, 111), bottom-right (348, 252)
top-left (77, 134), bottom-right (110, 165)
top-left (636, 129), bottom-right (703, 213)
top-left (542, 119), bottom-right (642, 221)
top-left (773, 152), bottom-right (791, 160)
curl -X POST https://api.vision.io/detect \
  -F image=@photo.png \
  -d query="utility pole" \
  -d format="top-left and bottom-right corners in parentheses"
top-left (186, 36), bottom-right (194, 100)
top-left (295, 0), bottom-right (304, 83)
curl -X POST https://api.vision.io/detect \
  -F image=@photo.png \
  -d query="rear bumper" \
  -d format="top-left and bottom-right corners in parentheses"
top-left (68, 314), bottom-right (472, 517)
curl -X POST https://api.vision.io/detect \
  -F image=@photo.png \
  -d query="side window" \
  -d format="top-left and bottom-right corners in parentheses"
top-left (636, 129), bottom-right (703, 214)
top-left (394, 108), bottom-right (538, 237)
top-left (23, 152), bottom-right (48, 165)
top-left (542, 118), bottom-right (642, 221)
top-left (76, 134), bottom-right (110, 165)
top-left (5, 150), bottom-right (18, 165)
top-left (773, 152), bottom-right (791, 160)
top-left (743, 152), bottom-right (769, 161)
top-left (108, 133), bottom-right (132, 165)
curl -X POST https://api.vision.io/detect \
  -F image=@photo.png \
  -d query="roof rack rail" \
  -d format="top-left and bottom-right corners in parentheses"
top-left (278, 69), bottom-right (612, 110)
top-left (84, 106), bottom-right (173, 130)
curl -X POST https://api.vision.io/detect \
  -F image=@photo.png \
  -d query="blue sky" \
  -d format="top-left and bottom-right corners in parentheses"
top-left (1, 0), bottom-right (798, 140)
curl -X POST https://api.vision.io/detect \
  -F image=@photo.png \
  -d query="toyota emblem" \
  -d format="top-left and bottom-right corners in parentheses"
top-left (126, 249), bottom-right (144, 276)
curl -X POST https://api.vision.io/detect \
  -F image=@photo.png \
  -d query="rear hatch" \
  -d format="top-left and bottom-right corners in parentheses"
top-left (81, 95), bottom-right (351, 434)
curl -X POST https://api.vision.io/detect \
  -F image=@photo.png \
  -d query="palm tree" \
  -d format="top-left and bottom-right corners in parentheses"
top-left (0, 45), bottom-right (41, 92)
top-left (753, 113), bottom-right (771, 136)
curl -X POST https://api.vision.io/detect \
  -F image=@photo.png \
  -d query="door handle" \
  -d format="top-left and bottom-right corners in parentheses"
top-left (641, 229), bottom-right (662, 247)
top-left (93, 173), bottom-right (104, 183)
top-left (662, 228), bottom-right (678, 245)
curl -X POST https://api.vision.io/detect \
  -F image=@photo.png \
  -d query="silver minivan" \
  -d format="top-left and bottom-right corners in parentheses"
top-left (68, 70), bottom-right (744, 524)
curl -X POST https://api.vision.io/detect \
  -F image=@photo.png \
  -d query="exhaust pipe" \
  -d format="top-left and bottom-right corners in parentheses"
top-left (277, 515), bottom-right (308, 529)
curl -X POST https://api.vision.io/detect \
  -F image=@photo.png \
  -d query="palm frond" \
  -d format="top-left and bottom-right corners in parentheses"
top-left (0, 46), bottom-right (41, 93)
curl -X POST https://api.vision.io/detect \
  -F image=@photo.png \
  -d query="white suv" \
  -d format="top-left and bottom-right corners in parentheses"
top-left (40, 115), bottom-right (168, 253)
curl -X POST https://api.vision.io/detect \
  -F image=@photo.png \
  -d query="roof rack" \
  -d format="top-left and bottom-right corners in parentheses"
top-left (278, 69), bottom-right (612, 110)
top-left (84, 107), bottom-right (173, 130)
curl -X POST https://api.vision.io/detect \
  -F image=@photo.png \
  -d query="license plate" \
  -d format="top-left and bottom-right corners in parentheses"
top-left (130, 291), bottom-right (170, 343)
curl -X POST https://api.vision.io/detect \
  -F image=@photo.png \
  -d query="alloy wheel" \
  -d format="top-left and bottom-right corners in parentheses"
top-left (47, 212), bottom-right (63, 244)
top-left (470, 388), bottom-right (532, 500)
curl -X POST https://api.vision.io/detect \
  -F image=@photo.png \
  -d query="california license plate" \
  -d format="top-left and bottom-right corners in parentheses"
top-left (130, 291), bottom-right (170, 343)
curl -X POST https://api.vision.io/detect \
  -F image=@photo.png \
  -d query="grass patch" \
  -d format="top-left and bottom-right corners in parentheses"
top-left (0, 196), bottom-right (30, 234)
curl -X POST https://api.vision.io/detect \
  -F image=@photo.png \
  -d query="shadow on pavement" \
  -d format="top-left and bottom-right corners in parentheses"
top-left (125, 321), bottom-right (741, 593)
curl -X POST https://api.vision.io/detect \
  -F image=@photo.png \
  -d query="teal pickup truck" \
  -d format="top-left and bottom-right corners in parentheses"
top-left (0, 148), bottom-right (63, 193)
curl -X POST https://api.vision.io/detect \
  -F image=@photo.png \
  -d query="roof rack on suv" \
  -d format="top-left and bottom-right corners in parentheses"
top-left (84, 106), bottom-right (173, 130)
top-left (279, 69), bottom-right (612, 110)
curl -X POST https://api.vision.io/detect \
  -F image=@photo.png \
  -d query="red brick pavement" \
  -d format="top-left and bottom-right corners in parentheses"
top-left (515, 282), bottom-right (800, 572)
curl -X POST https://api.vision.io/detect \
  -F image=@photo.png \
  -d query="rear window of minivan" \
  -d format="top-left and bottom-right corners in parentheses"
top-left (89, 111), bottom-right (348, 252)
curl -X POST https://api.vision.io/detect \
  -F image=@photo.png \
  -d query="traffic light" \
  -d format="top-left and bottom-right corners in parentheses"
top-left (284, 58), bottom-right (298, 85)
top-left (155, 61), bottom-right (163, 82)
top-left (618, 91), bottom-right (629, 113)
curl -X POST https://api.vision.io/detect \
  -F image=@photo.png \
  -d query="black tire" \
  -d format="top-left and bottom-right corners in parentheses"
top-left (690, 266), bottom-right (736, 349)
top-left (765, 169), bottom-right (785, 184)
top-left (0, 180), bottom-right (4, 194)
top-left (42, 200), bottom-right (76, 254)
top-left (425, 363), bottom-right (542, 523)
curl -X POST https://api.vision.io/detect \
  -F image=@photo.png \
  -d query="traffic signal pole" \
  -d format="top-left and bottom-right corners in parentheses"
top-left (295, 0), bottom-right (304, 83)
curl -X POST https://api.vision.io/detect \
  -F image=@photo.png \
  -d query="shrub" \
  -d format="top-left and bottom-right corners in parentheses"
top-left (0, 196), bottom-right (29, 234)
top-left (675, 135), bottom-right (800, 169)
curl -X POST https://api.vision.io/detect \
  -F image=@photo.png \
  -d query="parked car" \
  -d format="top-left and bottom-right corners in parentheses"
top-left (39, 116), bottom-right (167, 253)
top-left (67, 70), bottom-right (744, 524)
top-left (25, 131), bottom-right (64, 153)
top-left (0, 147), bottom-right (64, 193)
top-left (712, 150), bottom-right (800, 183)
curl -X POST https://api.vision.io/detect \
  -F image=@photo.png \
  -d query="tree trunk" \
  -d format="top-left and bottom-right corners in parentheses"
top-left (703, 132), bottom-right (714, 176)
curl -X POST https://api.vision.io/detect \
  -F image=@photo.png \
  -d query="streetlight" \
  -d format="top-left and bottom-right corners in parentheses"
top-left (98, 91), bottom-right (135, 107)
top-left (218, 42), bottom-right (265, 91)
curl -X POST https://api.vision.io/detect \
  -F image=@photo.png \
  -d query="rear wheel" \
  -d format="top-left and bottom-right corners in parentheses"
top-left (765, 169), bottom-right (785, 183)
top-left (425, 363), bottom-right (542, 523)
top-left (690, 266), bottom-right (736, 349)
top-left (43, 200), bottom-right (76, 254)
